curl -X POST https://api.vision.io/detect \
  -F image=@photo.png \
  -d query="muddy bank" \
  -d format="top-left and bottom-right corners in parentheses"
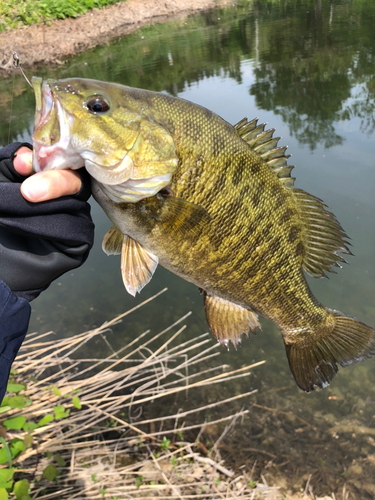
top-left (0, 0), bottom-right (231, 76)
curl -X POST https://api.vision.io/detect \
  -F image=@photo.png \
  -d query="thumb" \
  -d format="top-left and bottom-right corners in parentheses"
top-left (21, 170), bottom-right (82, 202)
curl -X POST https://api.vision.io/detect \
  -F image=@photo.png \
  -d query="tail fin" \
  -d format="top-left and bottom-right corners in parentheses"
top-left (285, 309), bottom-right (375, 392)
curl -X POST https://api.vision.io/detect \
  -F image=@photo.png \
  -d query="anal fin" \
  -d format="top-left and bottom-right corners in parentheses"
top-left (121, 235), bottom-right (158, 297)
top-left (203, 293), bottom-right (261, 349)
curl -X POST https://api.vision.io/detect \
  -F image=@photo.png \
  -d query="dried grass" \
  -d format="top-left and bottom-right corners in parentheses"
top-left (2, 288), bottom-right (285, 499)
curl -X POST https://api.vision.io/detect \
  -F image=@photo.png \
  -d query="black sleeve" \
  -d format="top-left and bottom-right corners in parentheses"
top-left (0, 143), bottom-right (95, 301)
top-left (0, 280), bottom-right (31, 404)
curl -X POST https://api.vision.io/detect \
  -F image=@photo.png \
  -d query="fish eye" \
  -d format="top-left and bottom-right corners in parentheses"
top-left (86, 96), bottom-right (110, 113)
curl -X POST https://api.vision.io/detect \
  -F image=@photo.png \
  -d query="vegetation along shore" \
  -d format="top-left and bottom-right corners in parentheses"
top-left (0, 0), bottom-right (231, 75)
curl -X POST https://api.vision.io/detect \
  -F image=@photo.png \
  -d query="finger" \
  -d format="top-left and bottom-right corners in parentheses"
top-left (21, 170), bottom-right (82, 202)
top-left (13, 147), bottom-right (33, 176)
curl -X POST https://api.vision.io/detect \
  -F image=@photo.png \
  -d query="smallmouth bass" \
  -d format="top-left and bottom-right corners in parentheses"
top-left (31, 76), bottom-right (375, 392)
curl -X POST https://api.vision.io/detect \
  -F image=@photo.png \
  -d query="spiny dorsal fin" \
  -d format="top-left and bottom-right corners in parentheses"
top-left (203, 292), bottom-right (261, 350)
top-left (291, 189), bottom-right (352, 278)
top-left (234, 117), bottom-right (295, 187)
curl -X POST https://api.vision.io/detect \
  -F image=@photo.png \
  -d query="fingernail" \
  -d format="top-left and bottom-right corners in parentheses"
top-left (22, 177), bottom-right (49, 201)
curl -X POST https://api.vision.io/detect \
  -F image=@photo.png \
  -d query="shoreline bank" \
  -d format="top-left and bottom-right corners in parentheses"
top-left (0, 0), bottom-right (230, 77)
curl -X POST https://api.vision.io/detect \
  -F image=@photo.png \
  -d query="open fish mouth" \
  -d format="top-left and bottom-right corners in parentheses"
top-left (32, 77), bottom-right (85, 173)
top-left (31, 76), bottom-right (177, 203)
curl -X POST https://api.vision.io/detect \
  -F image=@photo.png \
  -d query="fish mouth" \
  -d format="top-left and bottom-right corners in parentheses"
top-left (32, 77), bottom-right (85, 172)
top-left (32, 77), bottom-right (133, 181)
top-left (31, 77), bottom-right (174, 203)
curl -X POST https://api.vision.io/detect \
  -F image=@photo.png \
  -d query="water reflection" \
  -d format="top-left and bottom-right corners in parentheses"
top-left (1, 0), bottom-right (375, 497)
top-left (249, 1), bottom-right (375, 149)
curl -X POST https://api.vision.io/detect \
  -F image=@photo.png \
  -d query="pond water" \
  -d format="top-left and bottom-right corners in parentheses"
top-left (2, 0), bottom-right (375, 496)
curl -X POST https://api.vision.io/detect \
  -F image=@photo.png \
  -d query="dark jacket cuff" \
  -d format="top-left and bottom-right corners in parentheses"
top-left (0, 280), bottom-right (30, 403)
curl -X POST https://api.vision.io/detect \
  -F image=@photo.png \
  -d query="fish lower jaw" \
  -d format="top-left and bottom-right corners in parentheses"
top-left (32, 142), bottom-right (84, 172)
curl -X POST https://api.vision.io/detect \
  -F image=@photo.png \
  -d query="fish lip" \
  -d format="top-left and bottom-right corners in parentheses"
top-left (32, 76), bottom-right (43, 129)
top-left (32, 80), bottom-right (84, 172)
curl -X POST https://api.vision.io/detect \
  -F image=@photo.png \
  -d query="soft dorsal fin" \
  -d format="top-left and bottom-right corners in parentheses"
top-left (291, 189), bottom-right (352, 278)
top-left (234, 117), bottom-right (295, 187)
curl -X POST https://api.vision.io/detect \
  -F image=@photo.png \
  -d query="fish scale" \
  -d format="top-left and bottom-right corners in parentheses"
top-left (31, 76), bottom-right (375, 392)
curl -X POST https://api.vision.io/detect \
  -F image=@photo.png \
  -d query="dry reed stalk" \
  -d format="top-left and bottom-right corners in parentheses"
top-left (0, 289), bottom-right (283, 499)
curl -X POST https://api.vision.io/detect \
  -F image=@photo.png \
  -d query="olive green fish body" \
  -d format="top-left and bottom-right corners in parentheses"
top-left (33, 77), bottom-right (375, 392)
top-left (109, 93), bottom-right (327, 330)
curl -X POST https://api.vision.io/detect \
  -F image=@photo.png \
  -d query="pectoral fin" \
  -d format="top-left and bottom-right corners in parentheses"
top-left (102, 226), bottom-right (158, 296)
top-left (121, 235), bottom-right (158, 297)
top-left (150, 194), bottom-right (211, 239)
top-left (102, 225), bottom-right (124, 255)
top-left (203, 293), bottom-right (261, 349)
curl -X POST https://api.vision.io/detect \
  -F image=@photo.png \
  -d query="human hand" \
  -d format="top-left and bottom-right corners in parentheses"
top-left (13, 146), bottom-right (82, 202)
top-left (0, 142), bottom-right (94, 301)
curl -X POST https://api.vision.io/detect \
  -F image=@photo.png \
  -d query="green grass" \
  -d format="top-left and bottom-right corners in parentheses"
top-left (0, 0), bottom-right (127, 31)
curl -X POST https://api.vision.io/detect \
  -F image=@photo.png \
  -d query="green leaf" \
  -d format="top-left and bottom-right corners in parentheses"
top-left (54, 453), bottom-right (66, 467)
top-left (6, 384), bottom-right (25, 394)
top-left (38, 414), bottom-right (54, 427)
top-left (0, 488), bottom-right (8, 500)
top-left (0, 470), bottom-right (14, 484)
top-left (0, 451), bottom-right (9, 466)
top-left (160, 436), bottom-right (171, 451)
top-left (3, 417), bottom-right (26, 431)
top-left (0, 439), bottom-right (12, 468)
top-left (6, 396), bottom-right (27, 410)
top-left (72, 396), bottom-right (81, 410)
top-left (23, 435), bottom-right (33, 449)
top-left (52, 387), bottom-right (61, 397)
top-left (53, 405), bottom-right (70, 420)
top-left (0, 481), bottom-right (12, 491)
top-left (13, 479), bottom-right (29, 500)
top-left (23, 422), bottom-right (38, 433)
top-left (10, 440), bottom-right (25, 459)
top-left (0, 407), bottom-right (11, 415)
top-left (43, 464), bottom-right (57, 482)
